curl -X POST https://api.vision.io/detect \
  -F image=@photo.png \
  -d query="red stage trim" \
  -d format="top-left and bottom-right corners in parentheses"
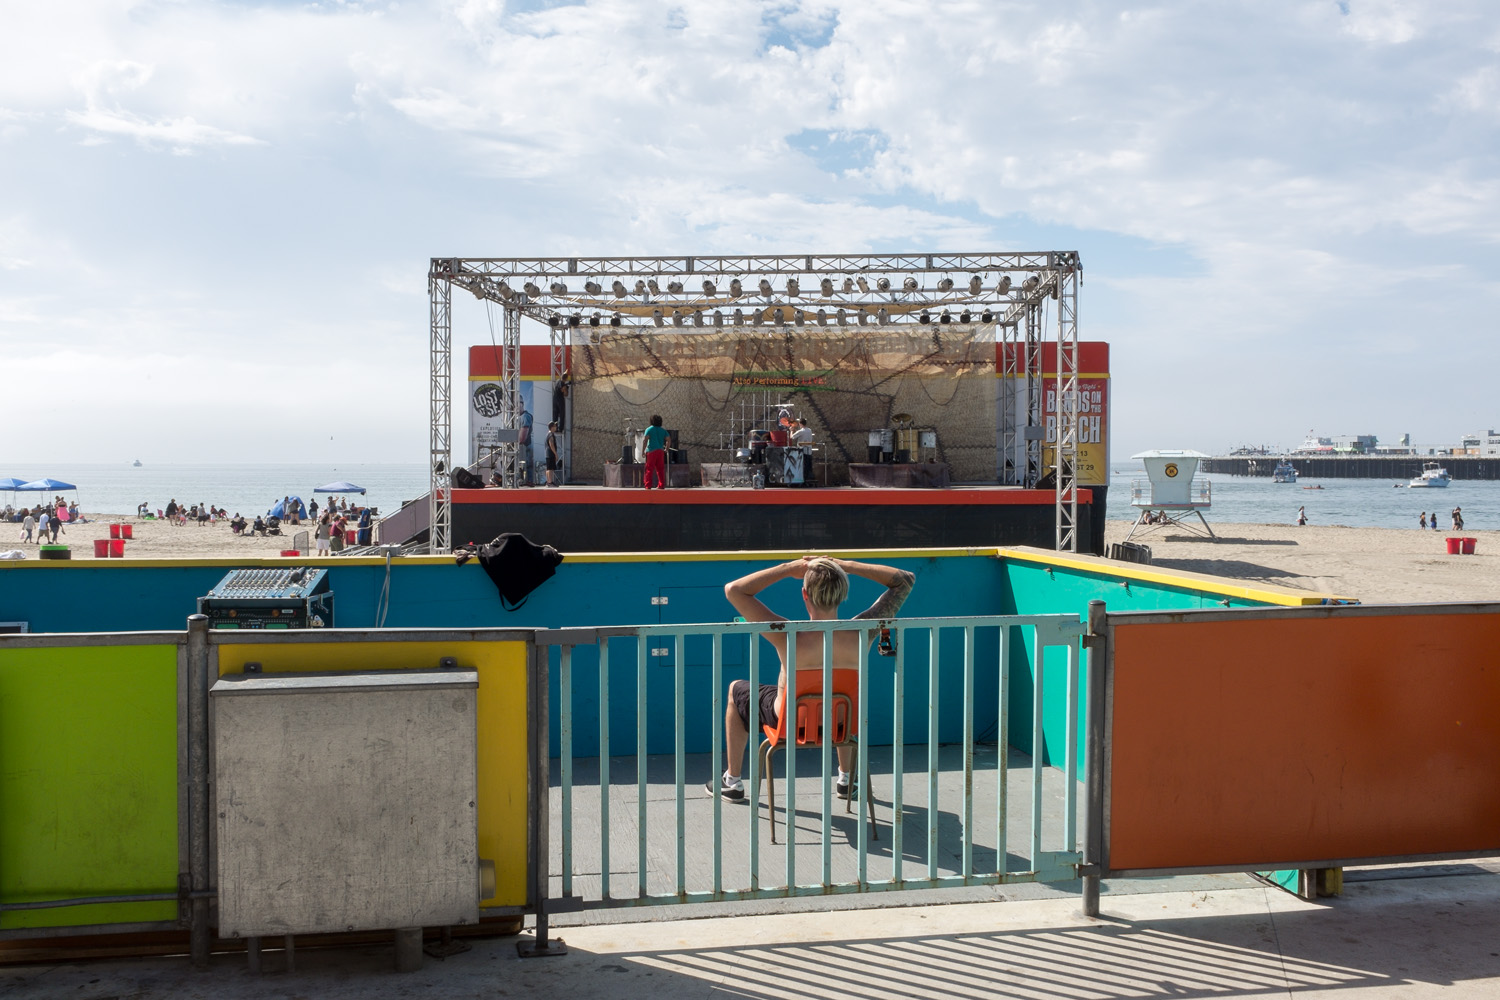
top-left (453, 487), bottom-right (1091, 507)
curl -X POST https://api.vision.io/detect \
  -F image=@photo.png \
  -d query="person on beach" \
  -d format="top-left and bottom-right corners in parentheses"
top-left (1431, 512), bottom-right (1439, 531)
top-left (48, 514), bottom-right (62, 542)
top-left (315, 512), bottom-right (331, 556)
top-left (1453, 507), bottom-right (1464, 531)
top-left (308, 498), bottom-right (319, 521)
top-left (20, 512), bottom-right (33, 543)
top-left (708, 556), bottom-right (916, 802)
top-left (642, 413), bottom-right (669, 490)
top-left (1296, 506), bottom-right (1307, 526)
top-left (1420, 512), bottom-right (1427, 529)
top-left (36, 510), bottom-right (49, 541)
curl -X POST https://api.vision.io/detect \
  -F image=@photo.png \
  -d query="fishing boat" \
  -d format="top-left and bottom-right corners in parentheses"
top-left (1408, 462), bottom-right (1451, 488)
top-left (1272, 459), bottom-right (1298, 483)
top-left (132, 459), bottom-right (142, 467)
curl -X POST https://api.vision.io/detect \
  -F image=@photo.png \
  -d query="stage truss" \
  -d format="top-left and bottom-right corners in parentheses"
top-left (428, 252), bottom-right (1082, 553)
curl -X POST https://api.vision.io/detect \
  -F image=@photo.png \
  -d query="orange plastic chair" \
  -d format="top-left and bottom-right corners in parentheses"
top-left (755, 668), bottom-right (878, 844)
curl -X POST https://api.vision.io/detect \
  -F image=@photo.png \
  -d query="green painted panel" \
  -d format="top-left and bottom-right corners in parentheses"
top-left (0, 644), bottom-right (179, 929)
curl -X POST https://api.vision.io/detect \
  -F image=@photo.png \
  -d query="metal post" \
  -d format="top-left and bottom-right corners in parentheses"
top-left (186, 614), bottom-right (211, 967)
top-left (1081, 600), bottom-right (1107, 917)
top-left (1000, 320), bottom-right (1020, 484)
top-left (1054, 256), bottom-right (1081, 552)
top-left (1024, 303), bottom-right (1043, 488)
top-left (502, 305), bottom-right (522, 486)
top-left (428, 263), bottom-right (453, 553)
top-left (518, 637), bottom-right (565, 957)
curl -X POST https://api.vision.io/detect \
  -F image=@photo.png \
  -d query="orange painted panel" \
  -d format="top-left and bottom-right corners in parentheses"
top-left (1108, 612), bottom-right (1500, 872)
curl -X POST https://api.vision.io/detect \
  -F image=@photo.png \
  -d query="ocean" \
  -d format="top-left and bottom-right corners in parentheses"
top-left (2, 463), bottom-right (429, 519)
top-left (8, 461), bottom-right (1496, 531)
top-left (1104, 468), bottom-right (1497, 530)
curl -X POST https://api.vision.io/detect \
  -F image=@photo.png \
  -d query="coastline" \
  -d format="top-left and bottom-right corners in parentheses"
top-left (5, 515), bottom-right (1496, 605)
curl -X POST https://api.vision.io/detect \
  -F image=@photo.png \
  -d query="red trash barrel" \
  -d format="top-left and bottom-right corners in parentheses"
top-left (93, 539), bottom-right (110, 558)
top-left (109, 538), bottom-right (126, 557)
top-left (346, 529), bottom-right (358, 544)
top-left (1446, 537), bottom-right (1463, 554)
top-left (109, 523), bottom-right (121, 538)
top-left (1462, 537), bottom-right (1477, 555)
top-left (121, 524), bottom-right (134, 539)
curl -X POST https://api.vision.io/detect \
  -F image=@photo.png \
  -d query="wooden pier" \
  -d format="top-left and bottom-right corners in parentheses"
top-left (1202, 455), bottom-right (1500, 480)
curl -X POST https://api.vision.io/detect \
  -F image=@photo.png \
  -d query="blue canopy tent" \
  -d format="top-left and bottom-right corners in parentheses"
top-left (1, 478), bottom-right (24, 519)
top-left (314, 481), bottom-right (366, 494)
top-left (267, 496), bottom-right (307, 521)
top-left (14, 478), bottom-right (81, 524)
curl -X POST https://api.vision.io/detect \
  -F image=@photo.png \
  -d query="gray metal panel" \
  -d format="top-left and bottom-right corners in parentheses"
top-left (214, 669), bottom-right (479, 937)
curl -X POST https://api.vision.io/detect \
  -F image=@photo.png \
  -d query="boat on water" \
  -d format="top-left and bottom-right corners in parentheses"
top-left (1408, 462), bottom-right (1451, 488)
top-left (1272, 459), bottom-right (1298, 483)
top-left (1302, 485), bottom-right (1324, 490)
top-left (132, 459), bottom-right (142, 467)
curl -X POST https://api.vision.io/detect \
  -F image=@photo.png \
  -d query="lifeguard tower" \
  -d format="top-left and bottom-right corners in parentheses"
top-left (1125, 449), bottom-right (1214, 541)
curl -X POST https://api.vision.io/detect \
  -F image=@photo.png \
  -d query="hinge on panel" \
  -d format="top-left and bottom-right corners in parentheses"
top-left (1081, 634), bottom-right (1104, 650)
top-left (651, 596), bottom-right (668, 605)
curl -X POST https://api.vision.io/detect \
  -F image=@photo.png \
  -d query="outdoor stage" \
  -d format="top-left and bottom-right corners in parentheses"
top-left (437, 485), bottom-right (1094, 553)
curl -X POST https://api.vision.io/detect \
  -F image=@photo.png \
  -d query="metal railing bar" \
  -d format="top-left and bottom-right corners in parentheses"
top-left (1030, 630), bottom-right (1046, 870)
top-left (997, 624), bottom-right (1009, 878)
top-left (598, 638), bottom-right (611, 900)
top-left (747, 635), bottom-right (760, 892)
top-left (675, 633), bottom-right (686, 896)
top-left (711, 633), bottom-right (724, 895)
top-left (785, 630), bottom-right (797, 889)
top-left (856, 635), bottom-right (869, 886)
top-left (927, 626), bottom-right (940, 881)
top-left (0, 631), bottom-right (185, 649)
top-left (892, 625), bottom-right (905, 884)
top-left (1064, 634), bottom-right (1079, 852)
top-left (571, 871), bottom-right (1057, 909)
top-left (636, 636), bottom-right (648, 899)
top-left (0, 891), bottom-right (194, 911)
top-left (962, 625), bottom-right (975, 878)
top-left (560, 645), bottom-right (573, 899)
top-left (632, 613), bottom-right (1077, 635)
top-left (821, 629), bottom-right (834, 888)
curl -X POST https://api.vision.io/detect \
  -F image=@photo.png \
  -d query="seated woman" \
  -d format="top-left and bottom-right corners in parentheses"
top-left (230, 514), bottom-right (248, 534)
top-left (252, 515), bottom-right (266, 536)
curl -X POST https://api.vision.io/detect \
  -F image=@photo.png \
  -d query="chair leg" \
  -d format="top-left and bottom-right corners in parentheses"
top-left (762, 743), bottom-right (778, 845)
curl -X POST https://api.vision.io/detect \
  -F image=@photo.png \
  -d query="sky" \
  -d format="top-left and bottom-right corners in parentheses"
top-left (2, 0), bottom-right (1498, 465)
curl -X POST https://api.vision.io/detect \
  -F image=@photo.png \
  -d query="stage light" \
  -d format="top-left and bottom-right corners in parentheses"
top-left (550, 281), bottom-right (568, 296)
top-left (734, 308), bottom-right (745, 326)
top-left (569, 314), bottom-right (581, 327)
top-left (524, 282), bottom-right (542, 297)
top-left (634, 279), bottom-right (647, 296)
top-left (903, 277), bottom-right (919, 292)
top-left (940, 310), bottom-right (951, 324)
top-left (836, 308), bottom-right (847, 326)
top-left (937, 277), bottom-right (953, 292)
top-left (673, 310), bottom-right (684, 327)
top-left (730, 278), bottom-right (743, 297)
top-left (820, 277), bottom-right (834, 296)
top-left (759, 279), bottom-right (774, 297)
top-left (857, 277), bottom-right (870, 293)
top-left (692, 310), bottom-right (703, 327)
top-left (589, 314), bottom-right (601, 327)
top-left (752, 309), bottom-right (763, 326)
top-left (548, 315), bottom-right (560, 328)
top-left (773, 307), bottom-right (785, 324)
top-left (585, 280), bottom-right (602, 295)
top-left (877, 307), bottom-right (890, 324)
top-left (981, 310), bottom-right (994, 323)
top-left (857, 310), bottom-right (869, 325)
top-left (794, 309), bottom-right (805, 327)
top-left (611, 314), bottom-right (622, 327)
top-left (919, 311), bottom-right (931, 324)
top-left (816, 308), bottom-right (827, 326)
top-left (876, 277), bottom-right (891, 292)
top-left (786, 278), bottom-right (800, 297)
top-left (713, 310), bottom-right (724, 328)
top-left (653, 309), bottom-right (663, 327)
top-left (997, 276), bottom-right (1012, 294)
top-left (969, 275), bottom-right (982, 295)
top-left (959, 310), bottom-right (971, 324)
top-left (1022, 276), bottom-right (1039, 293)
top-left (702, 280), bottom-right (717, 297)
top-left (612, 280), bottom-right (628, 297)
top-left (667, 280), bottom-right (684, 294)
top-left (843, 278), bottom-right (854, 293)
top-left (497, 280), bottom-right (513, 299)
top-left (648, 279), bottom-right (661, 296)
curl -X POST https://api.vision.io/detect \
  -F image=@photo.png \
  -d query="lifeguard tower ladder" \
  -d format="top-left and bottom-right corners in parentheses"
top-left (1125, 449), bottom-right (1214, 541)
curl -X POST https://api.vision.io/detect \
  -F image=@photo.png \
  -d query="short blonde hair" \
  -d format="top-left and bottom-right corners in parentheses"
top-left (802, 557), bottom-right (848, 611)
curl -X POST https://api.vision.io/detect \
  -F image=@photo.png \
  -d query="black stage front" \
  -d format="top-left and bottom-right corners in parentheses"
top-left (445, 486), bottom-right (1096, 554)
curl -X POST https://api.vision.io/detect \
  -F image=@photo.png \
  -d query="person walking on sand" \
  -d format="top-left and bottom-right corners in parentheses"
top-left (1431, 512), bottom-right (1439, 531)
top-left (20, 511), bottom-right (34, 543)
top-left (1296, 506), bottom-right (1307, 526)
top-left (1420, 512), bottom-right (1428, 529)
top-left (1453, 507), bottom-right (1464, 531)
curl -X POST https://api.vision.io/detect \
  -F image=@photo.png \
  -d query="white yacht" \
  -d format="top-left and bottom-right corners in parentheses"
top-left (1272, 459), bottom-right (1298, 483)
top-left (1408, 463), bottom-right (1451, 488)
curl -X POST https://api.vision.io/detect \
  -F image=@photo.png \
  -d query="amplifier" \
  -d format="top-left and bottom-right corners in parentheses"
top-left (198, 567), bottom-right (334, 630)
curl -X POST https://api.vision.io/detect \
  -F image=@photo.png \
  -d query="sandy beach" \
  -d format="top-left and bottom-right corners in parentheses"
top-left (3, 513), bottom-right (1497, 605)
top-left (1103, 520), bottom-right (1500, 605)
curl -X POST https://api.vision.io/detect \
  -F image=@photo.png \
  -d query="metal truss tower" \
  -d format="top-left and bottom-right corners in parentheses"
top-left (1024, 303), bottom-right (1043, 489)
top-left (428, 267), bottom-right (453, 553)
top-left (1053, 260), bottom-right (1081, 552)
top-left (998, 320), bottom-right (1020, 485)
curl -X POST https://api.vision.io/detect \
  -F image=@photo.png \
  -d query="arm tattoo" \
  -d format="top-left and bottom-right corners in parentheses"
top-left (853, 570), bottom-right (915, 621)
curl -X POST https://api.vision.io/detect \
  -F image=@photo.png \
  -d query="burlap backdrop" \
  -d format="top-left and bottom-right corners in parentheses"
top-left (568, 325), bottom-right (997, 483)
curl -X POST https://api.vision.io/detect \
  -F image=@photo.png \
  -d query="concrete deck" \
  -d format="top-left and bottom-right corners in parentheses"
top-left (5, 864), bottom-right (1499, 998)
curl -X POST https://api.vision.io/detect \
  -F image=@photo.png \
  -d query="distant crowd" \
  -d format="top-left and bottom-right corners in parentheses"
top-left (8, 496), bottom-right (84, 543)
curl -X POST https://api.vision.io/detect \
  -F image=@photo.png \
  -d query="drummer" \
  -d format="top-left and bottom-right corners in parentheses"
top-left (790, 418), bottom-right (814, 445)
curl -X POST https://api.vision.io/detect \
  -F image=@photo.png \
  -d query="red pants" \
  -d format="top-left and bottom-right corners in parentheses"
top-left (644, 449), bottom-right (667, 489)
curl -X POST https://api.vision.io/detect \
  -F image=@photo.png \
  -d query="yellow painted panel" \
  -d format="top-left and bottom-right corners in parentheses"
top-left (217, 640), bottom-right (530, 908)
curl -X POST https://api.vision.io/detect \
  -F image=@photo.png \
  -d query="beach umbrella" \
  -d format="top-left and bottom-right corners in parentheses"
top-left (314, 481), bottom-right (366, 494)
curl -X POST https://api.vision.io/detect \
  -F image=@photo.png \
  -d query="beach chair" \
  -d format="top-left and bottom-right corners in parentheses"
top-left (754, 668), bottom-right (877, 845)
